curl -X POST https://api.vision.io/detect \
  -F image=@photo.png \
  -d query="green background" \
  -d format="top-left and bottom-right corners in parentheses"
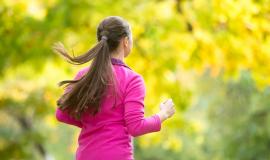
top-left (0, 0), bottom-right (270, 159)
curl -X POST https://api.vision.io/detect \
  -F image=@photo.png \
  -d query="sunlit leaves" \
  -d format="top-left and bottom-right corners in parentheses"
top-left (1, 0), bottom-right (270, 159)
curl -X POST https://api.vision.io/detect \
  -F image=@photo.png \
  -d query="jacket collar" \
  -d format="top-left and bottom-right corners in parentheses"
top-left (111, 58), bottom-right (131, 70)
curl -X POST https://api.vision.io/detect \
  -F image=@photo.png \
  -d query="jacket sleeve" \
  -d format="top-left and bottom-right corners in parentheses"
top-left (55, 69), bottom-right (85, 128)
top-left (123, 74), bottom-right (161, 137)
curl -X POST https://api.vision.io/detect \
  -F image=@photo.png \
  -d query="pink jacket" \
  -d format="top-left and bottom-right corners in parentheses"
top-left (55, 58), bottom-right (161, 160)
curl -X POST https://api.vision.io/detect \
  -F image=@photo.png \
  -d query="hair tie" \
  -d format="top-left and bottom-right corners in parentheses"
top-left (101, 35), bottom-right (108, 41)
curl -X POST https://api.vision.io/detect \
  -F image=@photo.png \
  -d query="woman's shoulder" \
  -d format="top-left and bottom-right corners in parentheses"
top-left (73, 66), bottom-right (89, 79)
top-left (124, 69), bottom-right (145, 88)
top-left (78, 66), bottom-right (90, 75)
top-left (112, 65), bottom-right (144, 88)
top-left (121, 66), bottom-right (143, 81)
top-left (80, 66), bottom-right (90, 73)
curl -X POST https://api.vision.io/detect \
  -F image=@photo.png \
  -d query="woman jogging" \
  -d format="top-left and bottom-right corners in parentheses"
top-left (53, 16), bottom-right (175, 160)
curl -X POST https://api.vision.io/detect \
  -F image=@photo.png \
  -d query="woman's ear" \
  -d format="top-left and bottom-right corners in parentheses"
top-left (124, 36), bottom-right (129, 47)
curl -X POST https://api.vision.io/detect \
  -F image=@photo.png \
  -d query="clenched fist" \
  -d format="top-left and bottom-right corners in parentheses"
top-left (157, 98), bottom-right (176, 122)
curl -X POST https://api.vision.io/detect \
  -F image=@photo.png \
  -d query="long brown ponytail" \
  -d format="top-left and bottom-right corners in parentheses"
top-left (52, 16), bottom-right (131, 119)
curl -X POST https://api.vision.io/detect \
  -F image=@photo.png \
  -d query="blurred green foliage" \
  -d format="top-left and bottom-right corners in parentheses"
top-left (0, 0), bottom-right (269, 160)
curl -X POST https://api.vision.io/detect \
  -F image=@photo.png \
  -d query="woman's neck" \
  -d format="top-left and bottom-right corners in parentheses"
top-left (111, 51), bottom-right (124, 61)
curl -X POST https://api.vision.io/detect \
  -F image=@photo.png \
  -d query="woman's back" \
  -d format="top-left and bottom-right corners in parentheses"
top-left (56, 58), bottom-right (161, 160)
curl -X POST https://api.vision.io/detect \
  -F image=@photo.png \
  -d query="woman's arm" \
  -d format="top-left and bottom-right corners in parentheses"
top-left (55, 69), bottom-right (85, 128)
top-left (123, 74), bottom-right (161, 137)
top-left (55, 108), bottom-right (83, 128)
